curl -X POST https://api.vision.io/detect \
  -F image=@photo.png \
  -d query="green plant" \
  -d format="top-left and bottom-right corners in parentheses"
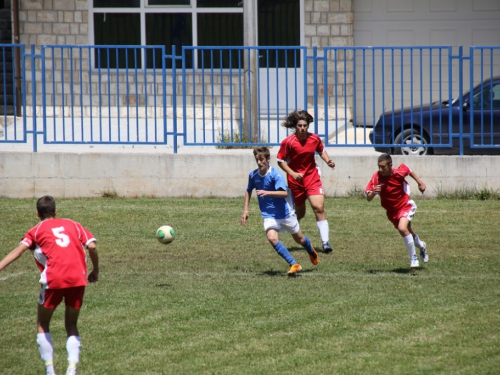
top-left (436, 184), bottom-right (500, 200)
top-left (99, 187), bottom-right (118, 198)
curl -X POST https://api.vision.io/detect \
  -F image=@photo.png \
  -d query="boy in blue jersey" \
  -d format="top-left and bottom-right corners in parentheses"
top-left (241, 146), bottom-right (319, 275)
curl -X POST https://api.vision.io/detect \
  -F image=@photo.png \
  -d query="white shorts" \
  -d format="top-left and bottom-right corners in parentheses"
top-left (263, 214), bottom-right (300, 235)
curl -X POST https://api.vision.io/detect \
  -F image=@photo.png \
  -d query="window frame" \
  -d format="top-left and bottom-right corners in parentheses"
top-left (88, 0), bottom-right (304, 71)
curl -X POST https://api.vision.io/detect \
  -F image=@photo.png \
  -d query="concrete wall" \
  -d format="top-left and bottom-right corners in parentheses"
top-left (1, 151), bottom-right (499, 198)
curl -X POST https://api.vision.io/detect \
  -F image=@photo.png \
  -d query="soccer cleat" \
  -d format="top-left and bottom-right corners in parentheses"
top-left (410, 256), bottom-right (420, 268)
top-left (287, 263), bottom-right (302, 275)
top-left (323, 242), bottom-right (333, 253)
top-left (419, 241), bottom-right (429, 263)
top-left (308, 247), bottom-right (319, 265)
top-left (65, 367), bottom-right (76, 375)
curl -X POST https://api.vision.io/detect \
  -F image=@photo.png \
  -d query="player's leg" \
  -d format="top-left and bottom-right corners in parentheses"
top-left (37, 304), bottom-right (57, 375)
top-left (408, 222), bottom-right (428, 263)
top-left (64, 287), bottom-right (85, 375)
top-left (263, 220), bottom-right (300, 273)
top-left (295, 203), bottom-right (306, 220)
top-left (285, 215), bottom-right (318, 265)
top-left (308, 194), bottom-right (332, 253)
top-left (289, 185), bottom-right (307, 220)
top-left (397, 217), bottom-right (419, 268)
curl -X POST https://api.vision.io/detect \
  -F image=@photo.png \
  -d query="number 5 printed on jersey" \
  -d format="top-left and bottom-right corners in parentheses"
top-left (52, 227), bottom-right (70, 247)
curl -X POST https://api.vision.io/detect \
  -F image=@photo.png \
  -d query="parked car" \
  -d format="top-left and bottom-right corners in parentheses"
top-left (369, 76), bottom-right (500, 155)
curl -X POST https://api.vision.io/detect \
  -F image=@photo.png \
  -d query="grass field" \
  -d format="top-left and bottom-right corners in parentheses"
top-left (0, 197), bottom-right (499, 375)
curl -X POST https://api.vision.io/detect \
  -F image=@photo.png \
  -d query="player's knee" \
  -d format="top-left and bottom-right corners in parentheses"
top-left (266, 234), bottom-right (279, 245)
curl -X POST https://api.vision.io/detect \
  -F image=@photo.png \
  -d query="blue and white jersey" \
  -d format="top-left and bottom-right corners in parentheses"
top-left (247, 167), bottom-right (295, 219)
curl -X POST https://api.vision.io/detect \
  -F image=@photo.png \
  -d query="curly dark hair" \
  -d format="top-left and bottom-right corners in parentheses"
top-left (281, 110), bottom-right (314, 129)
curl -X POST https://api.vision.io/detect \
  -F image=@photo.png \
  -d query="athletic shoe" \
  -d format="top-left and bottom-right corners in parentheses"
top-left (410, 256), bottom-right (420, 268)
top-left (287, 264), bottom-right (302, 275)
top-left (323, 242), bottom-right (333, 253)
top-left (65, 368), bottom-right (76, 375)
top-left (309, 247), bottom-right (319, 265)
top-left (419, 241), bottom-right (429, 263)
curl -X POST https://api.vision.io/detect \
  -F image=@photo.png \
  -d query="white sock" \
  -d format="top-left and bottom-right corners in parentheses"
top-left (403, 234), bottom-right (416, 259)
top-left (66, 335), bottom-right (81, 365)
top-left (37, 333), bottom-right (54, 373)
top-left (316, 220), bottom-right (330, 244)
top-left (413, 234), bottom-right (424, 249)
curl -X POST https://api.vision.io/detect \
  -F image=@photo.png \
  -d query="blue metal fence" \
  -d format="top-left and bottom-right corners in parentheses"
top-left (0, 44), bottom-right (498, 154)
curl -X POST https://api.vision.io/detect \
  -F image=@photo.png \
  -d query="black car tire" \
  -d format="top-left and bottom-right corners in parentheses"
top-left (394, 129), bottom-right (432, 156)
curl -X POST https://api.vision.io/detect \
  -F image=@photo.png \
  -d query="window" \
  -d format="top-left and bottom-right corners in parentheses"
top-left (90, 0), bottom-right (300, 69)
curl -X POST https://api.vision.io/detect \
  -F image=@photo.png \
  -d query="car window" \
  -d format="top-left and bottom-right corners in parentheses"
top-left (472, 83), bottom-right (500, 110)
top-left (492, 84), bottom-right (500, 109)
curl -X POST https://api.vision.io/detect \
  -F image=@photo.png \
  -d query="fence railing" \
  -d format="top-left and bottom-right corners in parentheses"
top-left (0, 44), bottom-right (498, 154)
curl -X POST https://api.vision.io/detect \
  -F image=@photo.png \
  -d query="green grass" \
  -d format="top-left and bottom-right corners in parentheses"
top-left (0, 197), bottom-right (499, 374)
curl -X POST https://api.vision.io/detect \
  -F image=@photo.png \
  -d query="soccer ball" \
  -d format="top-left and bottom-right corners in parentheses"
top-left (156, 225), bottom-right (175, 244)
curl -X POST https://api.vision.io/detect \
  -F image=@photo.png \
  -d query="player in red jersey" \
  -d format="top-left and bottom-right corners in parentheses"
top-left (365, 153), bottom-right (428, 268)
top-left (0, 196), bottom-right (99, 375)
top-left (277, 110), bottom-right (336, 253)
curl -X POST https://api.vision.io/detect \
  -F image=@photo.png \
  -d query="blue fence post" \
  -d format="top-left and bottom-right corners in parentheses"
top-left (312, 46), bottom-right (318, 134)
top-left (171, 45), bottom-right (178, 153)
top-left (457, 46), bottom-right (464, 155)
top-left (30, 44), bottom-right (41, 152)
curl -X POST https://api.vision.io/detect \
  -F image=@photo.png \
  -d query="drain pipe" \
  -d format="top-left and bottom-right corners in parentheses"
top-left (12, 0), bottom-right (21, 117)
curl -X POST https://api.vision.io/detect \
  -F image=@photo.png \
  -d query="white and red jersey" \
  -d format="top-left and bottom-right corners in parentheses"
top-left (365, 164), bottom-right (412, 212)
top-left (277, 132), bottom-right (324, 176)
top-left (20, 218), bottom-right (96, 289)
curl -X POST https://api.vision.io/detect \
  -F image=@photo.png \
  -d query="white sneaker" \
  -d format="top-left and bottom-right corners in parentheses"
top-left (410, 256), bottom-right (420, 268)
top-left (65, 368), bottom-right (76, 375)
top-left (419, 241), bottom-right (429, 263)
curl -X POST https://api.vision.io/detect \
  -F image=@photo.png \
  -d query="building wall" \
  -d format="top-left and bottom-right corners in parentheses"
top-left (17, 0), bottom-right (355, 119)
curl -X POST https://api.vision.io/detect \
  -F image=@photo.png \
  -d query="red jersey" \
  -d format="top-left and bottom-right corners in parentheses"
top-left (365, 164), bottom-right (412, 212)
top-left (20, 218), bottom-right (96, 289)
top-left (277, 132), bottom-right (324, 175)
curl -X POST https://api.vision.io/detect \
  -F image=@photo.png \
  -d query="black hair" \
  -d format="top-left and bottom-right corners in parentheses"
top-left (37, 195), bottom-right (56, 219)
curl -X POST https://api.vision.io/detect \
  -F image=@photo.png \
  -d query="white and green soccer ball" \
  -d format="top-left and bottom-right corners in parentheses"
top-left (156, 225), bottom-right (175, 244)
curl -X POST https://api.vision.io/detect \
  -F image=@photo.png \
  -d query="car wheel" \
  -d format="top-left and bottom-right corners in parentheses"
top-left (394, 129), bottom-right (432, 156)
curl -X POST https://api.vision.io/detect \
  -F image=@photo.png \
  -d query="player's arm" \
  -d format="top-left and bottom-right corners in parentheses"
top-left (87, 241), bottom-right (99, 283)
top-left (241, 189), bottom-right (252, 226)
top-left (319, 150), bottom-right (335, 169)
top-left (255, 189), bottom-right (288, 198)
top-left (277, 160), bottom-right (303, 181)
top-left (0, 243), bottom-right (30, 272)
top-left (365, 178), bottom-right (381, 202)
top-left (410, 170), bottom-right (426, 193)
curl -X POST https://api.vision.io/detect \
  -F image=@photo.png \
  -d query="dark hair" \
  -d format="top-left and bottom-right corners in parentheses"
top-left (281, 110), bottom-right (314, 129)
top-left (37, 195), bottom-right (56, 219)
top-left (378, 153), bottom-right (392, 165)
top-left (253, 146), bottom-right (270, 159)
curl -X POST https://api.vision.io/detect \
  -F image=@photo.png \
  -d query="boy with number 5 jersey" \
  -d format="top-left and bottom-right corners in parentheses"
top-left (0, 195), bottom-right (99, 375)
top-left (365, 154), bottom-right (428, 268)
top-left (241, 147), bottom-right (319, 275)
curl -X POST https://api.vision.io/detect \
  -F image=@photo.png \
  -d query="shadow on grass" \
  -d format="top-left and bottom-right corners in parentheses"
top-left (260, 269), bottom-right (317, 277)
top-left (288, 246), bottom-right (331, 253)
top-left (367, 267), bottom-right (424, 275)
top-left (156, 283), bottom-right (172, 287)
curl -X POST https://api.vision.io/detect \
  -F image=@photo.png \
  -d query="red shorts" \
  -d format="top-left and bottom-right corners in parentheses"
top-left (38, 286), bottom-right (86, 310)
top-left (288, 172), bottom-right (324, 206)
top-left (386, 200), bottom-right (417, 228)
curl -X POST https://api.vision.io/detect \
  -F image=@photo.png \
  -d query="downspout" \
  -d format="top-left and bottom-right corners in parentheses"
top-left (12, 0), bottom-right (21, 117)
